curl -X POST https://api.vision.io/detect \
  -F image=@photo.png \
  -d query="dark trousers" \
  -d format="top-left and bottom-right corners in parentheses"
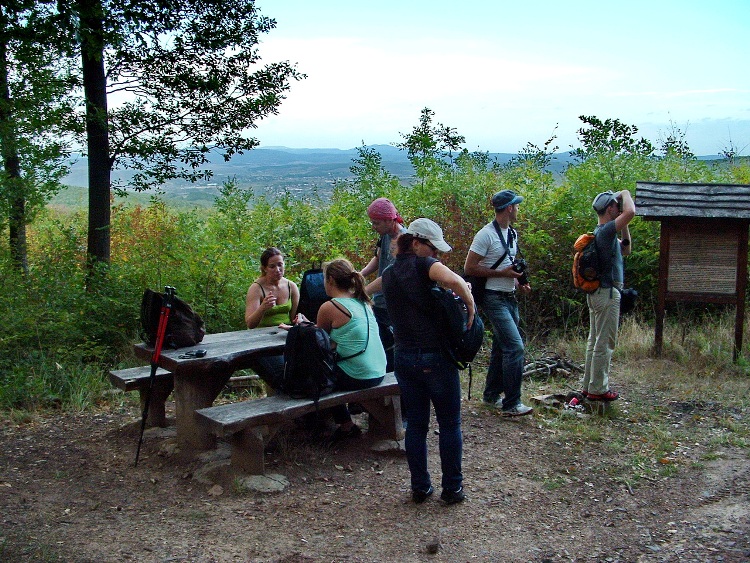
top-left (330, 368), bottom-right (384, 424)
top-left (373, 306), bottom-right (394, 372)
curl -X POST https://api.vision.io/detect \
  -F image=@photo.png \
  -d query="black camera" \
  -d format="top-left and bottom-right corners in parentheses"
top-left (512, 258), bottom-right (529, 286)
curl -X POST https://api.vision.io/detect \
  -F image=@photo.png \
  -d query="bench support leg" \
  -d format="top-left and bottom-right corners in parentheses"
top-left (229, 425), bottom-right (281, 475)
top-left (139, 379), bottom-right (174, 428)
top-left (361, 395), bottom-right (404, 441)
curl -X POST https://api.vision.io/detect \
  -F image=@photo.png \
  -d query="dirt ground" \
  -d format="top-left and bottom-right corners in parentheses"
top-left (1, 378), bottom-right (749, 563)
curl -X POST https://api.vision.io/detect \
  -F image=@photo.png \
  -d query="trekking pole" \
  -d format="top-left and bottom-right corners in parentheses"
top-left (135, 286), bottom-right (175, 466)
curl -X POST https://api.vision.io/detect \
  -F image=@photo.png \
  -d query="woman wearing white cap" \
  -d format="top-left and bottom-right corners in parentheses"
top-left (381, 218), bottom-right (475, 505)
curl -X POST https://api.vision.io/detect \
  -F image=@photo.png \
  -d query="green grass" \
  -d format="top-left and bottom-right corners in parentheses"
top-left (515, 312), bottom-right (750, 486)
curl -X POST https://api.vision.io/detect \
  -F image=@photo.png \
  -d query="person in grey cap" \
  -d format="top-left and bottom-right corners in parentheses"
top-left (382, 218), bottom-right (475, 505)
top-left (582, 189), bottom-right (635, 401)
top-left (464, 189), bottom-right (533, 416)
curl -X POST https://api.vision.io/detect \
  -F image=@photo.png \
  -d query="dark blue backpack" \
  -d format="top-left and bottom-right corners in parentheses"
top-left (297, 268), bottom-right (330, 322)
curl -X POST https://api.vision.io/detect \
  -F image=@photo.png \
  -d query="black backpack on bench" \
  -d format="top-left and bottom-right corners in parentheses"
top-left (282, 321), bottom-right (338, 401)
top-left (281, 302), bottom-right (370, 402)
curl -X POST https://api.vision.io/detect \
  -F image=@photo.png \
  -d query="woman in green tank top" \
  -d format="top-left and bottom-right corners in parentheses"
top-left (244, 247), bottom-right (300, 390)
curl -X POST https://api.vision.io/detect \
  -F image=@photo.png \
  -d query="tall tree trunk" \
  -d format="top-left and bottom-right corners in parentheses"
top-left (0, 26), bottom-right (28, 273)
top-left (77, 0), bottom-right (111, 269)
top-left (8, 181), bottom-right (28, 274)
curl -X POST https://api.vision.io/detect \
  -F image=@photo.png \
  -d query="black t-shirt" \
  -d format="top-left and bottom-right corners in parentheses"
top-left (382, 254), bottom-right (442, 349)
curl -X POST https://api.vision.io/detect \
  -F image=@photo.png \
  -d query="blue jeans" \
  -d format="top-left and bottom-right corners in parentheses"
top-left (247, 354), bottom-right (285, 391)
top-left (394, 348), bottom-right (463, 493)
top-left (482, 292), bottom-right (525, 409)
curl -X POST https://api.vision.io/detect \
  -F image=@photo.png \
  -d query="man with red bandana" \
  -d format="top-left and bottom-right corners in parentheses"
top-left (360, 198), bottom-right (405, 371)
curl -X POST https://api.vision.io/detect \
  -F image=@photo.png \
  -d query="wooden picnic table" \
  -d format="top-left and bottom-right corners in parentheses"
top-left (133, 327), bottom-right (287, 451)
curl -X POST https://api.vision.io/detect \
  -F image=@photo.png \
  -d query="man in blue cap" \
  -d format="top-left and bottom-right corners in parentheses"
top-left (464, 190), bottom-right (533, 416)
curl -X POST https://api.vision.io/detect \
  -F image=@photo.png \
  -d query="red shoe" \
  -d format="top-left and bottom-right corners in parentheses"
top-left (586, 390), bottom-right (619, 401)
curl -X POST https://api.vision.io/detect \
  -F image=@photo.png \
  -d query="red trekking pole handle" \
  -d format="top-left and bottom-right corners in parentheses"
top-left (151, 287), bottom-right (175, 363)
top-left (135, 286), bottom-right (176, 466)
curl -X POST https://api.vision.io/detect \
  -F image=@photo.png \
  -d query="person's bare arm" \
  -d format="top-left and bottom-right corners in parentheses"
top-left (359, 251), bottom-right (380, 278)
top-left (314, 301), bottom-right (336, 333)
top-left (615, 190), bottom-right (635, 232)
top-left (365, 276), bottom-right (382, 296)
top-left (289, 281), bottom-right (300, 319)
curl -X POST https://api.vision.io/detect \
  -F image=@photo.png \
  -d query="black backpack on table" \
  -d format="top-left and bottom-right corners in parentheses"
top-left (140, 288), bottom-right (206, 349)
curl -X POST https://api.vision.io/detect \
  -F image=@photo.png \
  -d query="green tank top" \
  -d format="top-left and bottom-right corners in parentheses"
top-left (256, 281), bottom-right (293, 327)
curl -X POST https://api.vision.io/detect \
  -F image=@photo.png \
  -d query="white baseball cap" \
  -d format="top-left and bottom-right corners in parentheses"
top-left (406, 218), bottom-right (452, 252)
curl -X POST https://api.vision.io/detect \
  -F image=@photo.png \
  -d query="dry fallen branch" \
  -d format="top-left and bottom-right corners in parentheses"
top-left (523, 354), bottom-right (583, 378)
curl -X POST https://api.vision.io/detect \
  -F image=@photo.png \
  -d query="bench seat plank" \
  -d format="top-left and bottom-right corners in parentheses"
top-left (109, 366), bottom-right (174, 428)
top-left (109, 366), bottom-right (172, 391)
top-left (196, 373), bottom-right (402, 474)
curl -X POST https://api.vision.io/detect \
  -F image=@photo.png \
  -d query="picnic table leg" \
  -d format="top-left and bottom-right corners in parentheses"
top-left (361, 395), bottom-right (404, 441)
top-left (139, 378), bottom-right (174, 428)
top-left (174, 362), bottom-right (232, 451)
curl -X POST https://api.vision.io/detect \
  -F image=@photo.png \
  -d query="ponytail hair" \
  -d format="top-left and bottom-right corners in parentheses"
top-left (324, 258), bottom-right (372, 305)
top-left (396, 233), bottom-right (415, 255)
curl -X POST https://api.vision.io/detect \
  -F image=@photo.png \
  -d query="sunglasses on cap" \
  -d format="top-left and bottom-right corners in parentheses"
top-left (415, 237), bottom-right (439, 252)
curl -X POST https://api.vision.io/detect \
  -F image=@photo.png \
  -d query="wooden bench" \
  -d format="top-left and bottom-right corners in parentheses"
top-left (110, 367), bottom-right (263, 428)
top-left (110, 366), bottom-right (174, 428)
top-left (196, 372), bottom-right (403, 475)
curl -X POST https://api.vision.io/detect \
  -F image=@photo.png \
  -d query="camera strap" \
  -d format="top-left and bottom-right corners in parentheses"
top-left (492, 220), bottom-right (516, 263)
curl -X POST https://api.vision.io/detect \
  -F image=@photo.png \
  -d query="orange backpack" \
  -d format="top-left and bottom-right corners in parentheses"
top-left (572, 233), bottom-right (601, 293)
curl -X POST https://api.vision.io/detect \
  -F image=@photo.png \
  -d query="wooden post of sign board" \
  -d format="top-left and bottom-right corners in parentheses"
top-left (637, 181), bottom-right (750, 363)
top-left (653, 217), bottom-right (749, 361)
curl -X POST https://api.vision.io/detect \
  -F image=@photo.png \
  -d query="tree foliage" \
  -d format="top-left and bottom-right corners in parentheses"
top-left (0, 1), bottom-right (81, 271)
top-left (4, 108), bottom-right (750, 409)
top-left (50, 0), bottom-right (305, 266)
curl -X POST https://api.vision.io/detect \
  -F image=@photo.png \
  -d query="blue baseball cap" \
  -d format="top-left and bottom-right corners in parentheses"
top-left (492, 190), bottom-right (524, 211)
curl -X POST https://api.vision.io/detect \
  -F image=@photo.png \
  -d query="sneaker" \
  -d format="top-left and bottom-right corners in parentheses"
top-left (586, 390), bottom-right (619, 401)
top-left (412, 485), bottom-right (434, 504)
top-left (501, 403), bottom-right (534, 417)
top-left (329, 424), bottom-right (362, 443)
top-left (440, 486), bottom-right (466, 505)
top-left (482, 398), bottom-right (501, 408)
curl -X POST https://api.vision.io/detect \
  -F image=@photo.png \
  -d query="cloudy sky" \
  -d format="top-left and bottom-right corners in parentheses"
top-left (251, 0), bottom-right (750, 156)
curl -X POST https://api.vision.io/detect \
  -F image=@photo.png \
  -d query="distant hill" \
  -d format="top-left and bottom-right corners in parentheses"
top-left (71, 146), bottom-right (742, 206)
top-left (60, 145), bottom-right (518, 203)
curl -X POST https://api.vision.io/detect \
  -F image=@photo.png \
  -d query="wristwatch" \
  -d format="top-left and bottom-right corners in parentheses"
top-left (621, 239), bottom-right (630, 246)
